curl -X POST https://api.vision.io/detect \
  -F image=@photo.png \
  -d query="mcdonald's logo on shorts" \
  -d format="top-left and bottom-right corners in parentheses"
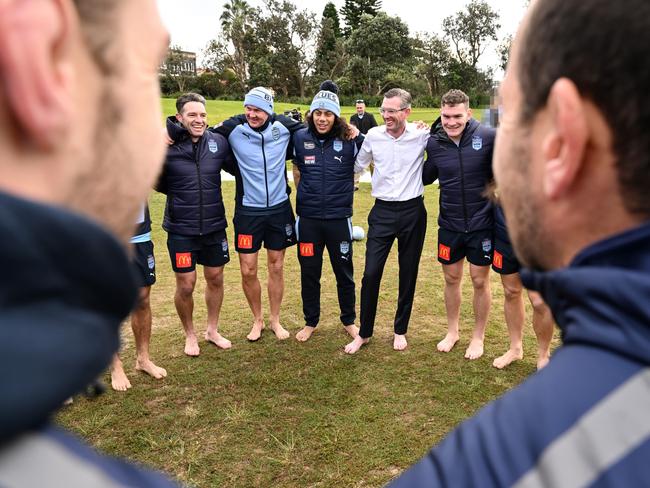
top-left (238, 234), bottom-right (253, 249)
top-left (438, 244), bottom-right (451, 261)
top-left (300, 242), bottom-right (314, 257)
top-left (493, 250), bottom-right (503, 269)
top-left (175, 252), bottom-right (192, 269)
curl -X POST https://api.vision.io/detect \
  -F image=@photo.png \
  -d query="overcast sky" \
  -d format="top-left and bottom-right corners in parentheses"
top-left (156, 0), bottom-right (528, 74)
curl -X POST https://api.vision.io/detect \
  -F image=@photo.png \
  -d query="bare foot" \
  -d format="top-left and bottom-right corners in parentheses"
top-left (537, 354), bottom-right (550, 370)
top-left (184, 335), bottom-right (200, 357)
top-left (344, 335), bottom-right (369, 354)
top-left (270, 323), bottom-right (290, 340)
top-left (464, 338), bottom-right (484, 360)
top-left (343, 324), bottom-right (359, 339)
top-left (111, 367), bottom-right (132, 392)
top-left (136, 358), bottom-right (168, 379)
top-left (437, 333), bottom-right (459, 352)
top-left (492, 348), bottom-right (523, 369)
top-left (393, 334), bottom-right (408, 351)
top-left (247, 321), bottom-right (265, 342)
top-left (205, 329), bottom-right (232, 350)
top-left (296, 326), bottom-right (315, 342)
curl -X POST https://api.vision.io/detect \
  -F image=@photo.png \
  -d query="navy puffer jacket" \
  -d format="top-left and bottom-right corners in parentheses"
top-left (423, 118), bottom-right (495, 233)
top-left (293, 127), bottom-right (364, 219)
top-left (157, 117), bottom-right (232, 236)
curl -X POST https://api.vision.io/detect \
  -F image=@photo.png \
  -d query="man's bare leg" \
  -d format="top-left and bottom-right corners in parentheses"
top-left (203, 265), bottom-right (231, 349)
top-left (438, 261), bottom-right (463, 352)
top-left (465, 264), bottom-right (491, 360)
top-left (493, 273), bottom-right (524, 369)
top-left (239, 252), bottom-right (265, 341)
top-left (343, 324), bottom-right (359, 338)
top-left (296, 326), bottom-right (315, 342)
top-left (528, 290), bottom-right (554, 369)
top-left (174, 271), bottom-right (200, 356)
top-left (132, 286), bottom-right (167, 378)
top-left (344, 335), bottom-right (369, 354)
top-left (110, 354), bottom-right (131, 391)
top-left (267, 249), bottom-right (290, 340)
top-left (394, 333), bottom-right (408, 351)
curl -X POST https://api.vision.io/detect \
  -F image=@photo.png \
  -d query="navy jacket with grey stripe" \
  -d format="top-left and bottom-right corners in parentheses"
top-left (423, 118), bottom-right (495, 233)
top-left (157, 116), bottom-right (232, 236)
top-left (0, 191), bottom-right (179, 487)
top-left (293, 127), bottom-right (364, 219)
top-left (389, 221), bottom-right (650, 487)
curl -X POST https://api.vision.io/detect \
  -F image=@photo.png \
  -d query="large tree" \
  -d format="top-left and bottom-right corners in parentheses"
top-left (345, 12), bottom-right (412, 95)
top-left (413, 33), bottom-right (452, 98)
top-left (340, 0), bottom-right (382, 37)
top-left (253, 0), bottom-right (319, 98)
top-left (209, 0), bottom-right (255, 91)
top-left (442, 0), bottom-right (500, 68)
top-left (322, 2), bottom-right (342, 38)
top-left (312, 16), bottom-right (348, 85)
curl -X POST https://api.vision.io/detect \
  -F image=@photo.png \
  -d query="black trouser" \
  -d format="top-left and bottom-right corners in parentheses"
top-left (296, 216), bottom-right (355, 327)
top-left (359, 197), bottom-right (427, 338)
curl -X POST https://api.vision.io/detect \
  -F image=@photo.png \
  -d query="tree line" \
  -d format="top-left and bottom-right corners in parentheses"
top-left (160, 0), bottom-right (514, 107)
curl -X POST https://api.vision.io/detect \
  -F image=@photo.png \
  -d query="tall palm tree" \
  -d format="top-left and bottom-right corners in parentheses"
top-left (219, 0), bottom-right (254, 90)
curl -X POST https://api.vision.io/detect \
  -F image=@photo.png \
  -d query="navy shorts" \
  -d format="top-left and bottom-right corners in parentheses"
top-left (437, 228), bottom-right (493, 266)
top-left (132, 240), bottom-right (156, 287)
top-left (492, 236), bottom-right (521, 275)
top-left (166, 230), bottom-right (230, 273)
top-left (234, 205), bottom-right (296, 253)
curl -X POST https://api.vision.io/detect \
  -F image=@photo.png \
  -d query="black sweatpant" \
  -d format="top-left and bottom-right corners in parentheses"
top-left (359, 197), bottom-right (427, 338)
top-left (296, 216), bottom-right (356, 327)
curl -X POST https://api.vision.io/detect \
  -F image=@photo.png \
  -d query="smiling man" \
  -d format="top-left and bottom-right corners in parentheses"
top-left (0, 0), bottom-right (179, 485)
top-left (345, 88), bottom-right (430, 354)
top-left (157, 93), bottom-right (234, 356)
top-left (423, 89), bottom-right (495, 360)
top-left (389, 0), bottom-right (650, 485)
top-left (212, 87), bottom-right (303, 343)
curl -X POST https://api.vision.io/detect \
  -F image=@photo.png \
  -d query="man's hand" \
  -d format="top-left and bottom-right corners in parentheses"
top-left (344, 123), bottom-right (360, 141)
top-left (163, 127), bottom-right (174, 146)
top-left (414, 120), bottom-right (429, 131)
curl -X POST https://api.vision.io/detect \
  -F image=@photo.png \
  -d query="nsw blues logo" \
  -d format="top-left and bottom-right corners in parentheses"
top-left (147, 254), bottom-right (155, 270)
top-left (221, 239), bottom-right (229, 252)
top-left (472, 135), bottom-right (483, 151)
top-left (340, 241), bottom-right (350, 254)
top-left (482, 238), bottom-right (492, 252)
top-left (272, 127), bottom-right (281, 141)
top-left (285, 224), bottom-right (293, 237)
top-left (333, 140), bottom-right (343, 152)
top-left (208, 139), bottom-right (219, 153)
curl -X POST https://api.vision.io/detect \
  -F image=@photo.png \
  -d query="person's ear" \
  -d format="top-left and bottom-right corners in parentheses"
top-left (175, 113), bottom-right (183, 123)
top-left (541, 78), bottom-right (588, 199)
top-left (0, 0), bottom-right (76, 150)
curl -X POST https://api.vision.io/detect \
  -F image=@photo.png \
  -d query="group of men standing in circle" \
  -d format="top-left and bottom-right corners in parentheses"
top-left (111, 81), bottom-right (554, 391)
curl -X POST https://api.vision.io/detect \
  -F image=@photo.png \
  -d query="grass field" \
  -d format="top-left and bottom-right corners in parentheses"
top-left (56, 100), bottom-right (556, 487)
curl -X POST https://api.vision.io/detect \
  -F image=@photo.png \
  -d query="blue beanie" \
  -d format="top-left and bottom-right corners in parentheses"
top-left (310, 90), bottom-right (341, 117)
top-left (244, 87), bottom-right (274, 115)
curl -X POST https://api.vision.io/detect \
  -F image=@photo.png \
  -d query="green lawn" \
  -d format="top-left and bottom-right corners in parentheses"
top-left (56, 100), bottom-right (553, 487)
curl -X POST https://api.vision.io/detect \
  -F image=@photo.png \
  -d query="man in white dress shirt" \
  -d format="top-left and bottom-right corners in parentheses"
top-left (345, 88), bottom-right (430, 354)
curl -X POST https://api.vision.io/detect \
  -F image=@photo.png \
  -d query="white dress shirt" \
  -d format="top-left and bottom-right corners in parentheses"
top-left (354, 123), bottom-right (430, 201)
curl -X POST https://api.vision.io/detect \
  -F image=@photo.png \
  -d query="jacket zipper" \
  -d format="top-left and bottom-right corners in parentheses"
top-left (194, 142), bottom-right (204, 235)
top-left (458, 145), bottom-right (469, 233)
top-left (261, 133), bottom-right (269, 207)
top-left (320, 139), bottom-right (325, 219)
